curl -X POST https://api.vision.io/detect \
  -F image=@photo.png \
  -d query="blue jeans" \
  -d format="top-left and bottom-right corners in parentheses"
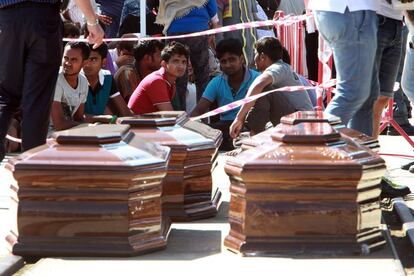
top-left (358, 15), bottom-right (403, 135)
top-left (402, 25), bottom-right (414, 110)
top-left (314, 9), bottom-right (378, 135)
top-left (393, 26), bottom-right (410, 126)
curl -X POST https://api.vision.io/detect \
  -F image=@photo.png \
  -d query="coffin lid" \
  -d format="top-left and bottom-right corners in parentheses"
top-left (226, 128), bottom-right (385, 177)
top-left (280, 111), bottom-right (342, 125)
top-left (271, 122), bottom-right (341, 144)
top-left (52, 124), bottom-right (129, 144)
top-left (130, 124), bottom-right (217, 149)
top-left (8, 125), bottom-right (170, 171)
top-left (119, 112), bottom-right (222, 149)
top-left (337, 126), bottom-right (380, 151)
top-left (117, 111), bottom-right (188, 127)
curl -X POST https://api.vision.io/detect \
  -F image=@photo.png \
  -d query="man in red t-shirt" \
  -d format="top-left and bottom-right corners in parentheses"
top-left (128, 42), bottom-right (189, 114)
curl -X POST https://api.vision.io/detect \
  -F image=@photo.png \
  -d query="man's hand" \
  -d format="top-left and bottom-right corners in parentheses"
top-left (86, 22), bottom-right (104, 49)
top-left (98, 14), bottom-right (112, 26)
top-left (74, 0), bottom-right (105, 48)
top-left (230, 118), bottom-right (244, 139)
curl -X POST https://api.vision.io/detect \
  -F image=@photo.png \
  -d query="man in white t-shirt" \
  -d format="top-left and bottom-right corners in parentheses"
top-left (308, 0), bottom-right (379, 136)
top-left (51, 42), bottom-right (90, 131)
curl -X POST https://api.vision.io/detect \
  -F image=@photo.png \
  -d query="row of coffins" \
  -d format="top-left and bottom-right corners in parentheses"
top-left (6, 111), bottom-right (386, 257)
top-left (6, 112), bottom-right (222, 256)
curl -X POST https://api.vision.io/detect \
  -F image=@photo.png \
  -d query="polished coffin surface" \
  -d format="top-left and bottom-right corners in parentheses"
top-left (224, 122), bottom-right (386, 255)
top-left (6, 124), bottom-right (171, 257)
top-left (117, 112), bottom-right (223, 221)
top-left (242, 111), bottom-right (379, 151)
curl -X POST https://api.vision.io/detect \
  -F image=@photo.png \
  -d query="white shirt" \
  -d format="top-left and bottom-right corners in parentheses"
top-left (308, 0), bottom-right (378, 13)
top-left (378, 0), bottom-right (403, 21)
top-left (54, 71), bottom-right (89, 118)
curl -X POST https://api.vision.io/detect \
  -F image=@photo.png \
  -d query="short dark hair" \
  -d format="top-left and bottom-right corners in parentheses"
top-left (63, 21), bottom-right (81, 38)
top-left (117, 33), bottom-right (138, 54)
top-left (89, 42), bottom-right (109, 59)
top-left (254, 37), bottom-right (283, 63)
top-left (161, 41), bottom-right (189, 62)
top-left (215, 38), bottom-right (243, 59)
top-left (134, 40), bottom-right (164, 62)
top-left (282, 47), bottom-right (291, 65)
top-left (65, 41), bottom-right (90, 60)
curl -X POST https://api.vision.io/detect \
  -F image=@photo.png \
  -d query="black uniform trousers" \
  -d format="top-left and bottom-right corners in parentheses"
top-left (0, 2), bottom-right (62, 161)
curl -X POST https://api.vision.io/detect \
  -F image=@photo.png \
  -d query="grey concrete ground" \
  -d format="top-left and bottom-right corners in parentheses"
top-left (1, 136), bottom-right (413, 276)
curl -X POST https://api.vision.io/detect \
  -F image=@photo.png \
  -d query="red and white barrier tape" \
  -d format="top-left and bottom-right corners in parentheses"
top-left (63, 14), bottom-right (311, 43)
top-left (190, 79), bottom-right (336, 121)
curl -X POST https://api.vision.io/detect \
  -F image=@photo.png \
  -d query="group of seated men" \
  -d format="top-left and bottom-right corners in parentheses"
top-left (48, 36), bottom-right (314, 151)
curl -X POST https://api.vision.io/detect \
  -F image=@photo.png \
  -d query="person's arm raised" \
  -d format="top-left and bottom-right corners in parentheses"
top-left (74, 0), bottom-right (104, 48)
top-left (191, 98), bottom-right (212, 117)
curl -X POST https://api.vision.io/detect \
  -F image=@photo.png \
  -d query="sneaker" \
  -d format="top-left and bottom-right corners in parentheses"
top-left (387, 123), bottom-right (414, 136)
top-left (380, 178), bottom-right (411, 199)
top-left (401, 161), bottom-right (414, 170)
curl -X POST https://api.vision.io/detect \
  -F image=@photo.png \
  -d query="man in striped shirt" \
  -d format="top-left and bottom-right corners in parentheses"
top-left (0, 0), bottom-right (104, 162)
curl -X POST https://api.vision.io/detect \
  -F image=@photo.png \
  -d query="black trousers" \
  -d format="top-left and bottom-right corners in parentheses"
top-left (0, 3), bottom-right (63, 161)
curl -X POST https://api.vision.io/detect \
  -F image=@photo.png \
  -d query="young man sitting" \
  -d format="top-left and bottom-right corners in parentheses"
top-left (128, 42), bottom-right (189, 114)
top-left (51, 42), bottom-right (90, 131)
top-left (191, 38), bottom-right (260, 150)
top-left (115, 40), bottom-right (164, 102)
top-left (82, 43), bottom-right (132, 119)
top-left (230, 37), bottom-right (313, 139)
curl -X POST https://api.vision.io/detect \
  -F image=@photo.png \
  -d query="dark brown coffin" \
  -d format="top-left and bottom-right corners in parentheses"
top-left (6, 124), bottom-right (171, 257)
top-left (242, 111), bottom-right (379, 151)
top-left (224, 121), bottom-right (386, 255)
top-left (117, 112), bottom-right (223, 221)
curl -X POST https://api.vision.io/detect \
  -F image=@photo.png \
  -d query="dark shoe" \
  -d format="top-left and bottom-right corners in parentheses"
top-left (401, 161), bottom-right (414, 170)
top-left (387, 124), bottom-right (414, 136)
top-left (380, 178), bottom-right (411, 199)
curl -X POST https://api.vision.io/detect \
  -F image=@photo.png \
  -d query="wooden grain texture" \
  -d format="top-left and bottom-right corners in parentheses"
top-left (7, 125), bottom-right (171, 257)
top-left (118, 113), bottom-right (223, 221)
top-left (224, 120), bottom-right (386, 256)
top-left (242, 111), bottom-right (379, 152)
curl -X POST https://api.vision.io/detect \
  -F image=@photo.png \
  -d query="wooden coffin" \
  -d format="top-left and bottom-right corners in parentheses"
top-left (224, 121), bottom-right (386, 255)
top-left (117, 111), bottom-right (223, 221)
top-left (242, 111), bottom-right (379, 151)
top-left (6, 124), bottom-right (171, 257)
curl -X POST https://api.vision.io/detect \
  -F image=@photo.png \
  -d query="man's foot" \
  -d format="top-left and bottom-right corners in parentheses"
top-left (402, 161), bottom-right (414, 170)
top-left (380, 178), bottom-right (411, 199)
top-left (387, 123), bottom-right (414, 136)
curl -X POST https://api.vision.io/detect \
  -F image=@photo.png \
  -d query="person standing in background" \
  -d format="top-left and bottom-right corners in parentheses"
top-left (216, 0), bottom-right (259, 67)
top-left (96, 0), bottom-right (124, 38)
top-left (308, 0), bottom-right (379, 135)
top-left (156, 0), bottom-right (219, 110)
top-left (0, 0), bottom-right (104, 162)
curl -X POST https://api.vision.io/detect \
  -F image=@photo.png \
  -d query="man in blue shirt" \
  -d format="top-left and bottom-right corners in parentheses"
top-left (191, 38), bottom-right (260, 150)
top-left (156, 0), bottom-right (219, 110)
top-left (0, 0), bottom-right (103, 162)
top-left (96, 0), bottom-right (124, 38)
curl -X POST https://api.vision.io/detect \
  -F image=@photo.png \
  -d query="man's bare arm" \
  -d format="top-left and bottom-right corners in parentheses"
top-left (51, 102), bottom-right (81, 131)
top-left (154, 102), bottom-right (174, 112)
top-left (74, 0), bottom-right (104, 48)
top-left (190, 98), bottom-right (212, 117)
